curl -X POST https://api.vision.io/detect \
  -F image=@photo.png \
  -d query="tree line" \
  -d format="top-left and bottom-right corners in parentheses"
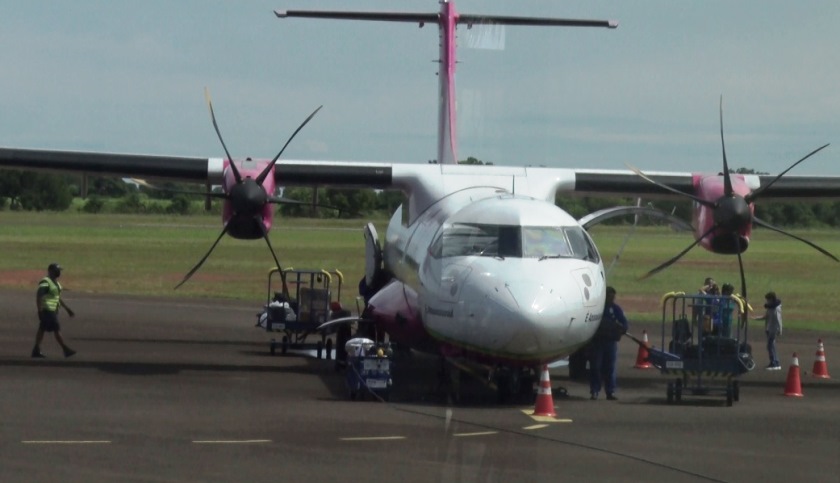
top-left (2, 166), bottom-right (840, 228)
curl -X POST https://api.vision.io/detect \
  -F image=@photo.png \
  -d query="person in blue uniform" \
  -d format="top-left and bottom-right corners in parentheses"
top-left (717, 283), bottom-right (739, 338)
top-left (589, 286), bottom-right (629, 400)
top-left (31, 263), bottom-right (76, 358)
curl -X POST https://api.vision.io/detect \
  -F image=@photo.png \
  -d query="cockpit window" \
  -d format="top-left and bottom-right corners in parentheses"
top-left (522, 226), bottom-right (572, 258)
top-left (434, 223), bottom-right (599, 263)
top-left (565, 226), bottom-right (601, 263)
top-left (434, 223), bottom-right (520, 258)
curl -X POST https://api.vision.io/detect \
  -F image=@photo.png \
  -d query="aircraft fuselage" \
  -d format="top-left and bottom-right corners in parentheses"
top-left (368, 188), bottom-right (606, 365)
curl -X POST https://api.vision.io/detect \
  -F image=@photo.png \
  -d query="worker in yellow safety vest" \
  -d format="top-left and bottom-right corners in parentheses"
top-left (32, 263), bottom-right (76, 358)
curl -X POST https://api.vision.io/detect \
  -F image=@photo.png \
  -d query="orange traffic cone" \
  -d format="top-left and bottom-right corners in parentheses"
top-left (532, 365), bottom-right (556, 417)
top-left (784, 353), bottom-right (804, 397)
top-left (634, 330), bottom-right (653, 369)
top-left (811, 339), bottom-right (831, 379)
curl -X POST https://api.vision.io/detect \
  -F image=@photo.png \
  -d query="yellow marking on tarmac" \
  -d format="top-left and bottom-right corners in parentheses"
top-left (453, 431), bottom-right (498, 438)
top-left (339, 436), bottom-right (406, 441)
top-left (192, 440), bottom-right (271, 444)
top-left (523, 424), bottom-right (549, 430)
top-left (22, 440), bottom-right (111, 444)
top-left (520, 409), bottom-right (573, 423)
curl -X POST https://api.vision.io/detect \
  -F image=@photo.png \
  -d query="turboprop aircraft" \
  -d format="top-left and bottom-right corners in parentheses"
top-left (2, 0), bottom-right (840, 399)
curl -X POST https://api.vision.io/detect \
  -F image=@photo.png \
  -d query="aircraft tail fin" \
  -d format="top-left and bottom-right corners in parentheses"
top-left (275, 2), bottom-right (617, 165)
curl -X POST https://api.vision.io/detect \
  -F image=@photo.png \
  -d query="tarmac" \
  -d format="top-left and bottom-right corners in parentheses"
top-left (1, 288), bottom-right (838, 483)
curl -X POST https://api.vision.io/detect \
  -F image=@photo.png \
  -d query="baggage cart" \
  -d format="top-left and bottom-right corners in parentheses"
top-left (255, 267), bottom-right (347, 359)
top-left (644, 292), bottom-right (755, 406)
top-left (344, 338), bottom-right (393, 401)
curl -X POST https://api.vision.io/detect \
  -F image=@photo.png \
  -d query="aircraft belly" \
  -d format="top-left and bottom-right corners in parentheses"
top-left (368, 280), bottom-right (433, 349)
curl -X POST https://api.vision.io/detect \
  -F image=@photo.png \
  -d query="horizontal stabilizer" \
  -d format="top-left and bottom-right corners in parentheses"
top-left (274, 10), bottom-right (617, 29)
top-left (458, 15), bottom-right (617, 29)
top-left (275, 10), bottom-right (437, 23)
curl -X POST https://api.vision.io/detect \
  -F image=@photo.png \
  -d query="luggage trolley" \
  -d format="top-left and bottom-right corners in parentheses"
top-left (257, 267), bottom-right (346, 359)
top-left (645, 292), bottom-right (755, 406)
top-left (344, 338), bottom-right (393, 401)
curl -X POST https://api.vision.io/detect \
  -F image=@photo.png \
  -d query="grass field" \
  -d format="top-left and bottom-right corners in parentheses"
top-left (1, 211), bottom-right (838, 332)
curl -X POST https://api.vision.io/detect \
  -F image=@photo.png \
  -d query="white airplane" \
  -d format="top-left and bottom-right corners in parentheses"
top-left (2, 0), bottom-right (839, 399)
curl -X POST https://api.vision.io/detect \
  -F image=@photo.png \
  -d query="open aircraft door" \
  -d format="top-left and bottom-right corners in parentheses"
top-left (364, 222), bottom-right (383, 286)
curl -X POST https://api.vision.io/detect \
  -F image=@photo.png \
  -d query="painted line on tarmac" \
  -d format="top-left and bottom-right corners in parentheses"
top-left (453, 431), bottom-right (498, 438)
top-left (192, 440), bottom-right (272, 444)
top-left (339, 436), bottom-right (406, 441)
top-left (22, 440), bottom-right (111, 444)
top-left (522, 424), bottom-right (549, 430)
top-left (520, 409), bottom-right (573, 423)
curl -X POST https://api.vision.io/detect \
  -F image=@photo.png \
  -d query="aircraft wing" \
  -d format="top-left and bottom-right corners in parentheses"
top-left (0, 147), bottom-right (396, 188)
top-left (0, 147), bottom-right (214, 182)
top-left (4, 147), bottom-right (840, 201)
top-left (571, 168), bottom-right (840, 200)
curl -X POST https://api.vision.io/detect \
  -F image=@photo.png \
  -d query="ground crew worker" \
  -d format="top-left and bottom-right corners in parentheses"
top-left (32, 263), bottom-right (76, 358)
top-left (589, 286), bottom-right (629, 400)
top-left (752, 291), bottom-right (782, 370)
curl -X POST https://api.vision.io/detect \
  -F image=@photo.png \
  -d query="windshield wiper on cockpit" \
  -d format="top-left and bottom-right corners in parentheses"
top-left (538, 254), bottom-right (570, 261)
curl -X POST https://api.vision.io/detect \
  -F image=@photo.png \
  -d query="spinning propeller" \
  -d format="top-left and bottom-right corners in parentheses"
top-left (628, 98), bottom-right (837, 300)
top-left (174, 89), bottom-right (322, 290)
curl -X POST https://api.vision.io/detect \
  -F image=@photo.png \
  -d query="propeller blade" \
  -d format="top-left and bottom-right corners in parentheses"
top-left (256, 217), bottom-right (289, 297)
top-left (640, 224), bottom-right (718, 279)
top-left (625, 163), bottom-right (714, 207)
top-left (719, 96), bottom-right (734, 197)
top-left (753, 216), bottom-right (839, 262)
top-left (267, 196), bottom-right (344, 214)
top-left (267, 196), bottom-right (316, 205)
top-left (205, 87), bottom-right (242, 184)
top-left (129, 178), bottom-right (229, 199)
top-left (258, 218), bottom-right (289, 297)
top-left (175, 224), bottom-right (229, 290)
top-left (256, 105), bottom-right (323, 185)
top-left (734, 236), bottom-right (747, 303)
top-left (745, 143), bottom-right (829, 203)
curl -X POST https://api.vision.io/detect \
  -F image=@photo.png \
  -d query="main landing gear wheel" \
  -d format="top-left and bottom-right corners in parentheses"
top-left (335, 325), bottom-right (350, 371)
top-left (325, 338), bottom-right (333, 361)
top-left (494, 368), bottom-right (521, 404)
top-left (725, 382), bottom-right (734, 407)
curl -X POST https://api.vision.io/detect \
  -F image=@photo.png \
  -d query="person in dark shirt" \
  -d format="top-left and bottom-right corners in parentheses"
top-left (589, 286), bottom-right (629, 400)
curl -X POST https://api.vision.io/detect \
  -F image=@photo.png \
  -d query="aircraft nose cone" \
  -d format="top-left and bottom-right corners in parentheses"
top-left (498, 278), bottom-right (570, 356)
top-left (455, 261), bottom-right (602, 360)
top-left (505, 280), bottom-right (568, 322)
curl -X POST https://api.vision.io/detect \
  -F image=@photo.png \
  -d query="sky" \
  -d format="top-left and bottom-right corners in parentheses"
top-left (1, 0), bottom-right (839, 175)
